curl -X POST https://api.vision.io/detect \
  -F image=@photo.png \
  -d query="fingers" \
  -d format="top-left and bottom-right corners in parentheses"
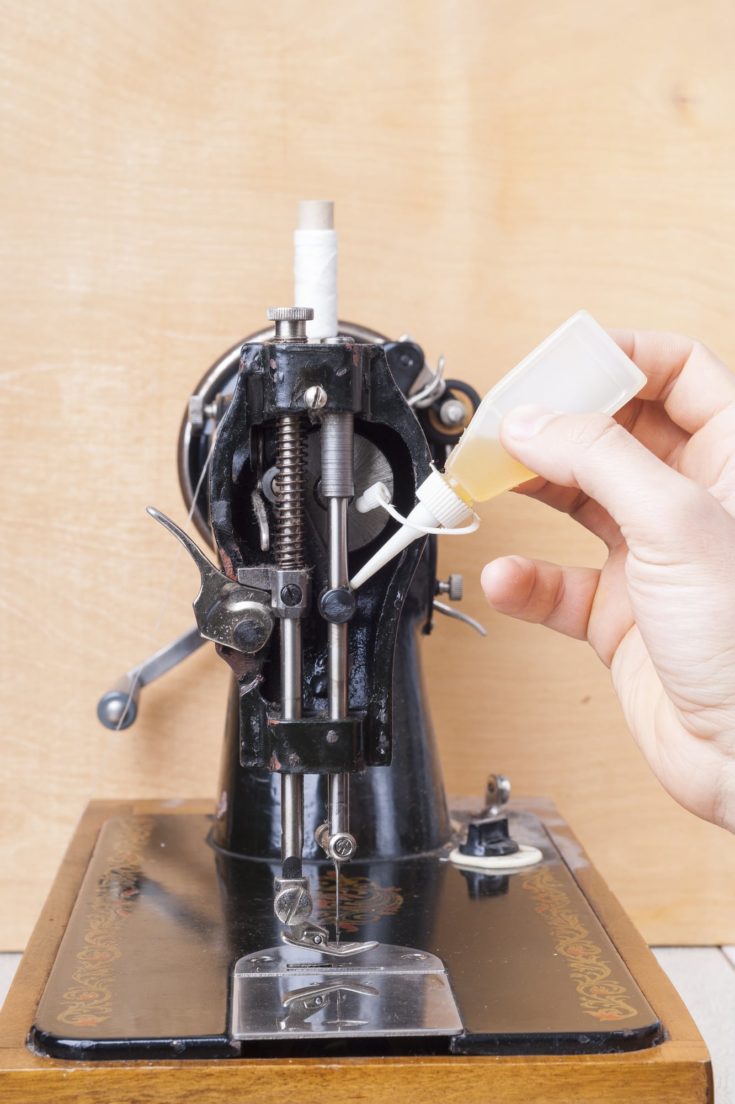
top-left (481, 556), bottom-right (599, 640)
top-left (610, 329), bottom-right (735, 435)
top-left (614, 396), bottom-right (688, 467)
top-left (500, 406), bottom-right (720, 560)
top-left (675, 401), bottom-right (735, 514)
top-left (513, 401), bottom-right (688, 548)
top-left (513, 479), bottom-right (622, 548)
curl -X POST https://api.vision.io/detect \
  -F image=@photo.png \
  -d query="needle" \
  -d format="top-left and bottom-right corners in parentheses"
top-left (334, 858), bottom-right (340, 943)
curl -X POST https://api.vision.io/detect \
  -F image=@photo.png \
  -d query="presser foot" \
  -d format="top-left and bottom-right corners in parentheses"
top-left (282, 920), bottom-right (378, 957)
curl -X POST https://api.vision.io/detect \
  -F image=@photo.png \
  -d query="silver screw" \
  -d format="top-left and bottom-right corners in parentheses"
top-left (439, 398), bottom-right (467, 428)
top-left (304, 385), bottom-right (328, 411)
top-left (437, 574), bottom-right (463, 601)
top-left (329, 831), bottom-right (357, 861)
top-left (273, 878), bottom-right (313, 924)
top-left (485, 773), bottom-right (511, 814)
top-left (267, 306), bottom-right (314, 342)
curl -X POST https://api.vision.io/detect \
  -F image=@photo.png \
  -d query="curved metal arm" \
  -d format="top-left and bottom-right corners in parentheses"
top-left (96, 626), bottom-right (205, 730)
top-left (147, 507), bottom-right (274, 653)
top-left (432, 599), bottom-right (487, 637)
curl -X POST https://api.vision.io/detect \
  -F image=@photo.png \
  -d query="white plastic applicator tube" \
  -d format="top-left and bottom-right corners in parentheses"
top-left (294, 200), bottom-right (338, 340)
top-left (349, 470), bottom-right (474, 589)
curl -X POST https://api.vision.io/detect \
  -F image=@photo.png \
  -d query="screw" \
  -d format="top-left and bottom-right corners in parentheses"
top-left (329, 832), bottom-right (357, 861)
top-left (233, 617), bottom-right (269, 652)
top-left (304, 385), bottom-right (328, 411)
top-left (436, 574), bottom-right (463, 602)
top-left (280, 584), bottom-right (303, 607)
top-left (274, 881), bottom-right (313, 924)
top-left (486, 773), bottom-right (511, 810)
top-left (267, 306), bottom-right (314, 342)
top-left (319, 586), bottom-right (356, 623)
top-left (326, 729), bottom-right (339, 745)
top-left (439, 398), bottom-right (467, 428)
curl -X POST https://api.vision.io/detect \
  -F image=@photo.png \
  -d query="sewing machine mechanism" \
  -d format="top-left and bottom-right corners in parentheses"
top-left (28, 203), bottom-right (666, 1064)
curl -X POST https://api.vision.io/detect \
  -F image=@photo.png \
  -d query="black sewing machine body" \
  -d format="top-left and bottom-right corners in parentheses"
top-left (31, 318), bottom-right (662, 1060)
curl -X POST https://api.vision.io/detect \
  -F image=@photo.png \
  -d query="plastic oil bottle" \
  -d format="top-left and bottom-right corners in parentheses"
top-left (350, 311), bottom-right (646, 590)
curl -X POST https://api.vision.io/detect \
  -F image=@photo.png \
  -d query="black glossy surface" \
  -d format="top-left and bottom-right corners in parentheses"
top-left (213, 558), bottom-right (452, 861)
top-left (32, 809), bottom-right (662, 1061)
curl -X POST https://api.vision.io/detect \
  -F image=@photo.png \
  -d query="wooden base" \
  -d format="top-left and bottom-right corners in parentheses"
top-left (0, 799), bottom-right (713, 1103)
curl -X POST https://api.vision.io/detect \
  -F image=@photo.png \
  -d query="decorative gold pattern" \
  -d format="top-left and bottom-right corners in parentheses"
top-left (316, 870), bottom-right (403, 934)
top-left (56, 817), bottom-right (154, 1027)
top-left (522, 865), bottom-right (639, 1022)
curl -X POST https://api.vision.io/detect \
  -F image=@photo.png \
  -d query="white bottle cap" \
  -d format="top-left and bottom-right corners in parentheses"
top-left (416, 468), bottom-right (473, 528)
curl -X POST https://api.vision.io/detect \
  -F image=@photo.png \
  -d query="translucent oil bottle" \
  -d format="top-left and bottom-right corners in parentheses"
top-left (442, 310), bottom-right (646, 504)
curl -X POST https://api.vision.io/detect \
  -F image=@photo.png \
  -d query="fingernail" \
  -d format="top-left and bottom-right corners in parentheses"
top-left (502, 404), bottom-right (558, 440)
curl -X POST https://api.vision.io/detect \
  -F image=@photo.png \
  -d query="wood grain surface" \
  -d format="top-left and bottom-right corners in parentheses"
top-left (0, 800), bottom-right (712, 1104)
top-left (2, 0), bottom-right (735, 949)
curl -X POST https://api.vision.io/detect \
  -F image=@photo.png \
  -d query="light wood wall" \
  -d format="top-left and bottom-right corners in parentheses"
top-left (2, 0), bottom-right (735, 950)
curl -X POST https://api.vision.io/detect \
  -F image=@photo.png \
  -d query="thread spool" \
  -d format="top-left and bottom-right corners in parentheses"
top-left (294, 200), bottom-right (338, 340)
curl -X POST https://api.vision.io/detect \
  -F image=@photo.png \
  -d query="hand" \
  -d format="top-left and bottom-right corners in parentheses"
top-left (480, 331), bottom-right (735, 831)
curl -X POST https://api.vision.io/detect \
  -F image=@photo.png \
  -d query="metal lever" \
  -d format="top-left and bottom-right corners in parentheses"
top-left (432, 599), bottom-right (487, 637)
top-left (147, 507), bottom-right (275, 654)
top-left (97, 625), bottom-right (205, 730)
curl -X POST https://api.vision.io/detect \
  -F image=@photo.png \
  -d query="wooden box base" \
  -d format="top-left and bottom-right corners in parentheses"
top-left (0, 799), bottom-right (713, 1103)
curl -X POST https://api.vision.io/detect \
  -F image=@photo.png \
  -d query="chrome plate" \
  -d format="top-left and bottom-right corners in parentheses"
top-left (230, 942), bottom-right (463, 1040)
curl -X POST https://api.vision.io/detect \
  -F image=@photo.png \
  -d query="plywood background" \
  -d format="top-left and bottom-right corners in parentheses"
top-left (1, 0), bottom-right (734, 950)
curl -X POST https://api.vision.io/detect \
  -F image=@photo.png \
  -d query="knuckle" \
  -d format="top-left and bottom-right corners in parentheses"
top-left (568, 413), bottom-right (625, 452)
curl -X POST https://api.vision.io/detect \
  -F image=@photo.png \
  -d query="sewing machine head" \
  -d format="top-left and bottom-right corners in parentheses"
top-left (99, 199), bottom-right (483, 945)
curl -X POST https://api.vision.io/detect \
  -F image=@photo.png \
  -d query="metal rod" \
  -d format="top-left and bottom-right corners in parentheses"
top-left (328, 497), bottom-right (349, 718)
top-left (276, 415), bottom-right (306, 870)
top-left (280, 616), bottom-right (304, 863)
top-left (321, 415), bottom-right (353, 842)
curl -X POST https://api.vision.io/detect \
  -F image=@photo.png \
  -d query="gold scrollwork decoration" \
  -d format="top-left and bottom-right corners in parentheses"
top-left (316, 870), bottom-right (403, 934)
top-left (56, 817), bottom-right (154, 1028)
top-left (522, 864), bottom-right (639, 1022)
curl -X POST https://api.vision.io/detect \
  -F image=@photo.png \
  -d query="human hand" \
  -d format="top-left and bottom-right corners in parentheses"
top-left (480, 332), bottom-right (735, 831)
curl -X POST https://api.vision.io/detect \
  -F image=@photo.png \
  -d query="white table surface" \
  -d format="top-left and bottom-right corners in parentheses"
top-left (2, 949), bottom-right (733, 1098)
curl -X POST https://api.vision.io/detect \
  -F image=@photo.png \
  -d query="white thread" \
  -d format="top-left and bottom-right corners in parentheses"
top-left (294, 228), bottom-right (338, 340)
top-left (378, 496), bottom-right (479, 536)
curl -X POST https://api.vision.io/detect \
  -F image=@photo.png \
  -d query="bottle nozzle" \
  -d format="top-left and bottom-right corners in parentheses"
top-left (350, 470), bottom-right (474, 590)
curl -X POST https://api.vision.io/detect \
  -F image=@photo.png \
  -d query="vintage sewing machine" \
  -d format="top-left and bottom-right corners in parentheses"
top-left (0, 203), bottom-right (710, 1102)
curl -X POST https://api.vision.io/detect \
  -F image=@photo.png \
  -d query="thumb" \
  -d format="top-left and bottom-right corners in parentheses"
top-left (500, 405), bottom-right (714, 556)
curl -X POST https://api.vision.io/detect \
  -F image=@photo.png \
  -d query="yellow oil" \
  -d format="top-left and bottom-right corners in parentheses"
top-left (444, 435), bottom-right (535, 503)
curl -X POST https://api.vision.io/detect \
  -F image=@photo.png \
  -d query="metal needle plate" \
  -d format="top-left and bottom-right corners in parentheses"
top-left (230, 942), bottom-right (463, 1040)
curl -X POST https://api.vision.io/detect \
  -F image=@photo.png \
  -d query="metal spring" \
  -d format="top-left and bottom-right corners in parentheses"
top-left (275, 415), bottom-right (306, 569)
